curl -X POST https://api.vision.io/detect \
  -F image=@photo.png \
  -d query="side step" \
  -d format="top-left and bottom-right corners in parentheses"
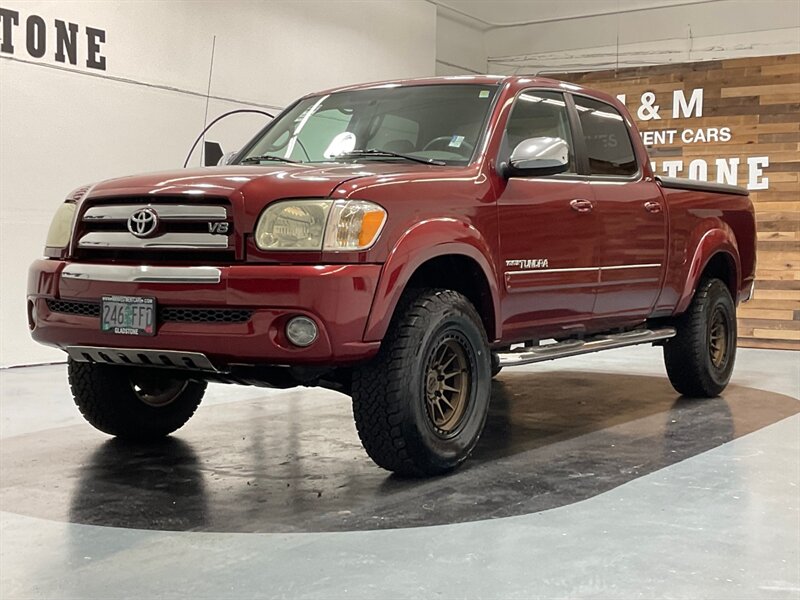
top-left (496, 327), bottom-right (676, 367)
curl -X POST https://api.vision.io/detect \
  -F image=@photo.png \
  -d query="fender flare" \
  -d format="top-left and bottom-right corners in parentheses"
top-left (675, 227), bottom-right (741, 314)
top-left (363, 218), bottom-right (501, 342)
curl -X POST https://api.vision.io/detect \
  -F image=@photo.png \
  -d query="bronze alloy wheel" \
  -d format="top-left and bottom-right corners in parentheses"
top-left (351, 289), bottom-right (492, 475)
top-left (130, 374), bottom-right (189, 408)
top-left (424, 334), bottom-right (471, 435)
top-left (709, 306), bottom-right (730, 369)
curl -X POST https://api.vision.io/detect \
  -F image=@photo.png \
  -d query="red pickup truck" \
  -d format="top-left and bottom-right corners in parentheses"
top-left (28, 76), bottom-right (756, 476)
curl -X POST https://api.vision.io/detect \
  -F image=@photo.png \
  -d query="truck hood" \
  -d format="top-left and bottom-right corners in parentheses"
top-left (82, 161), bottom-right (470, 238)
top-left (86, 162), bottom-right (438, 206)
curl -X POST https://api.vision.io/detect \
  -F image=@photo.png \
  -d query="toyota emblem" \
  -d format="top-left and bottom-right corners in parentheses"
top-left (127, 208), bottom-right (159, 238)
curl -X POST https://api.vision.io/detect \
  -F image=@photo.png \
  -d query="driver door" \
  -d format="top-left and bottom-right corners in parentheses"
top-left (496, 90), bottom-right (600, 340)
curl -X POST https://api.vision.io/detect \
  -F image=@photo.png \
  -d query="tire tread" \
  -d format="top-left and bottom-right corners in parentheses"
top-left (663, 278), bottom-right (736, 397)
top-left (352, 289), bottom-right (488, 476)
top-left (68, 360), bottom-right (206, 439)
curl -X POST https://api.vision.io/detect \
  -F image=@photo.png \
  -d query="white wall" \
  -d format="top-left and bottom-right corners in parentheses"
top-left (0, 0), bottom-right (436, 366)
top-left (434, 0), bottom-right (799, 75)
top-left (435, 13), bottom-right (485, 75)
top-left (480, 0), bottom-right (800, 74)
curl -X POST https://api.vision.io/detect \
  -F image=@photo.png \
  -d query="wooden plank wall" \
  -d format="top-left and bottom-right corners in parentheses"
top-left (551, 54), bottom-right (799, 350)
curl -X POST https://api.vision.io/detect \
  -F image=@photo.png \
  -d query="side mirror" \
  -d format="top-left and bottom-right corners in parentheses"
top-left (203, 143), bottom-right (238, 167)
top-left (217, 151), bottom-right (238, 166)
top-left (503, 137), bottom-right (570, 178)
top-left (203, 141), bottom-right (224, 167)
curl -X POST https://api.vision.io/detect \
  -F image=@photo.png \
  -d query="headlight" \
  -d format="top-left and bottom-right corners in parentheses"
top-left (44, 202), bottom-right (77, 249)
top-left (254, 199), bottom-right (386, 251)
top-left (44, 185), bottom-right (92, 256)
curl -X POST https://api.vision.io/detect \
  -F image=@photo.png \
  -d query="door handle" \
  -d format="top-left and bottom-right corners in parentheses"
top-left (644, 201), bottom-right (663, 214)
top-left (570, 198), bottom-right (594, 213)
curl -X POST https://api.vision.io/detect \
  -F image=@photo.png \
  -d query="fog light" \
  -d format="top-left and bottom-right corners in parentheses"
top-left (286, 316), bottom-right (318, 347)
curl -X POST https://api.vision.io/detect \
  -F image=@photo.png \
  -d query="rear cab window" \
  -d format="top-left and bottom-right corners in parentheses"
top-left (573, 96), bottom-right (638, 176)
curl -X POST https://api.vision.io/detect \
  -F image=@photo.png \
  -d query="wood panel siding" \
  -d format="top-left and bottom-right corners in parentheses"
top-left (551, 54), bottom-right (799, 350)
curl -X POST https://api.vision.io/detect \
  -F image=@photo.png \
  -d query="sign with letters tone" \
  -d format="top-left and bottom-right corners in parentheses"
top-left (0, 6), bottom-right (107, 71)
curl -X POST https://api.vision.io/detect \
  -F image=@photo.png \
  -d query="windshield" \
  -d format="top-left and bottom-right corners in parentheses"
top-left (238, 84), bottom-right (499, 166)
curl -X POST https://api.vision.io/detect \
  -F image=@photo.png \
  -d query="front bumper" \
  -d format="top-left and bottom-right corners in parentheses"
top-left (27, 260), bottom-right (382, 367)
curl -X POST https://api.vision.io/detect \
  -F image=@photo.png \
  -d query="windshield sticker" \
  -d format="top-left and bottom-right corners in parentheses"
top-left (324, 131), bottom-right (357, 158)
top-left (449, 135), bottom-right (465, 148)
top-left (479, 90), bottom-right (490, 98)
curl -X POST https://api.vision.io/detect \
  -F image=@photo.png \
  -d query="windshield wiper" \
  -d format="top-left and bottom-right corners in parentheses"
top-left (240, 154), bottom-right (300, 164)
top-left (338, 149), bottom-right (446, 166)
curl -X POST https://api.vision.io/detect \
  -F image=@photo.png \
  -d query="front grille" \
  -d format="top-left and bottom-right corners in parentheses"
top-left (159, 307), bottom-right (252, 323)
top-left (47, 300), bottom-right (252, 324)
top-left (74, 199), bottom-right (235, 262)
top-left (72, 249), bottom-right (235, 263)
top-left (47, 299), bottom-right (100, 317)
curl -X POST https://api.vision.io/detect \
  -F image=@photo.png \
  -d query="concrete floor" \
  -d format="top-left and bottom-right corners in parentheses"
top-left (1, 346), bottom-right (798, 599)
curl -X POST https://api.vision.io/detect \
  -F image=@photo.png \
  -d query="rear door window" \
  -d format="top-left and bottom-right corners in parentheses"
top-left (573, 96), bottom-right (638, 176)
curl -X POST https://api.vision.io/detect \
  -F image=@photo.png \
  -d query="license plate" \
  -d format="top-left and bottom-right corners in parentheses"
top-left (101, 295), bottom-right (156, 336)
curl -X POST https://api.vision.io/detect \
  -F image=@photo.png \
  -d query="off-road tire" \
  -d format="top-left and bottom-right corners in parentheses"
top-left (352, 289), bottom-right (492, 476)
top-left (68, 359), bottom-right (206, 439)
top-left (663, 278), bottom-right (737, 398)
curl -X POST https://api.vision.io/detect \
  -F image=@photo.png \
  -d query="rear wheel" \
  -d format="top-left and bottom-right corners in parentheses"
top-left (68, 359), bottom-right (206, 439)
top-left (352, 289), bottom-right (491, 476)
top-left (663, 278), bottom-right (737, 398)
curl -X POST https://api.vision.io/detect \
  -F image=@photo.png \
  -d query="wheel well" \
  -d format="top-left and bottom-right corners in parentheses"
top-left (406, 255), bottom-right (496, 340)
top-left (701, 252), bottom-right (737, 298)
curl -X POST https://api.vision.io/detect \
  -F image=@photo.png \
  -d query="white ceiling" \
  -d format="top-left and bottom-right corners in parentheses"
top-left (430, 0), bottom-right (721, 28)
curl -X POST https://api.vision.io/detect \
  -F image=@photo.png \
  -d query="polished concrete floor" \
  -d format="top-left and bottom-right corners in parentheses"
top-left (1, 346), bottom-right (798, 599)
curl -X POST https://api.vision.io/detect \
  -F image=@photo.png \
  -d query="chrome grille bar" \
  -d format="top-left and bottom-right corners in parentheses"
top-left (62, 264), bottom-right (222, 283)
top-left (78, 232), bottom-right (229, 249)
top-left (83, 204), bottom-right (227, 221)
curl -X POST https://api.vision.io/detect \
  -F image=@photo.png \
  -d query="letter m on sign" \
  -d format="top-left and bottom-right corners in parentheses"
top-left (673, 89), bottom-right (703, 119)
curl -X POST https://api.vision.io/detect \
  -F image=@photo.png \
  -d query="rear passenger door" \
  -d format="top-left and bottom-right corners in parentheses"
top-left (571, 95), bottom-right (667, 325)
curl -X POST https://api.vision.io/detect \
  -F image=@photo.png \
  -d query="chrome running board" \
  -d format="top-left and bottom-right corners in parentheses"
top-left (66, 346), bottom-right (222, 372)
top-left (496, 327), bottom-right (676, 367)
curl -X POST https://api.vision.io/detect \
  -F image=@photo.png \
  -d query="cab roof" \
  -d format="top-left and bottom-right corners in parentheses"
top-left (308, 75), bottom-right (625, 121)
top-left (314, 75), bottom-right (581, 96)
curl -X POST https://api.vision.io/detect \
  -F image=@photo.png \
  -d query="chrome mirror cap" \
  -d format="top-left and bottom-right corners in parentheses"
top-left (218, 151), bottom-right (238, 166)
top-left (507, 137), bottom-right (570, 176)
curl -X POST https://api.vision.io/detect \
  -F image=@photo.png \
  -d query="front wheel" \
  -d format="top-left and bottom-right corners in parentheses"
top-left (352, 289), bottom-right (491, 476)
top-left (663, 278), bottom-right (737, 398)
top-left (68, 360), bottom-right (206, 439)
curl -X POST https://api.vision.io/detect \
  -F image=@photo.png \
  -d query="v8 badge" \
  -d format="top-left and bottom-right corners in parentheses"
top-left (208, 222), bottom-right (230, 234)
